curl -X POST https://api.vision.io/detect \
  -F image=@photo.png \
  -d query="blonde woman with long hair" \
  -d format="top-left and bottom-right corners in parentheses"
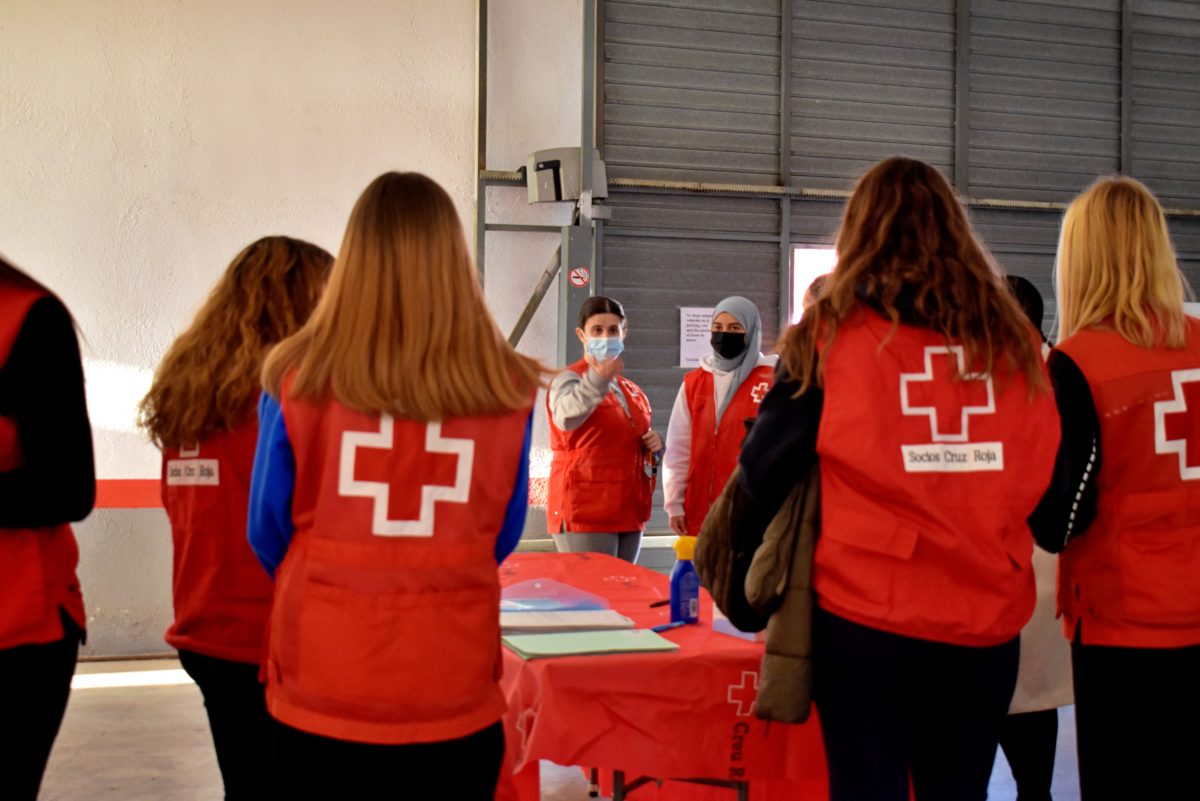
top-left (733, 157), bottom-right (1059, 801)
top-left (1030, 177), bottom-right (1200, 800)
top-left (140, 236), bottom-right (332, 800)
top-left (248, 172), bottom-right (545, 799)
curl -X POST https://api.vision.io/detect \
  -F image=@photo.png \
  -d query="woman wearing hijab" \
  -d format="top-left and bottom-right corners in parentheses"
top-left (663, 296), bottom-right (777, 537)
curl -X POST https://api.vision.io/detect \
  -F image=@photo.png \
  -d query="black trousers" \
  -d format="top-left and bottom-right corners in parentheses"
top-left (1071, 635), bottom-right (1200, 801)
top-left (0, 622), bottom-right (81, 801)
top-left (999, 708), bottom-right (1058, 801)
top-left (178, 650), bottom-right (272, 801)
top-left (813, 607), bottom-right (1019, 801)
top-left (271, 718), bottom-right (504, 800)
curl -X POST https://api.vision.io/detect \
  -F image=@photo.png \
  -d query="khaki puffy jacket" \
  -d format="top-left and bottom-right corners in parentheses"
top-left (695, 465), bottom-right (820, 724)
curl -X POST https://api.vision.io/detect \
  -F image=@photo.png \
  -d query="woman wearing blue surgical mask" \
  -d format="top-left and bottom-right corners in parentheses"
top-left (663, 297), bottom-right (777, 537)
top-left (545, 296), bottom-right (663, 562)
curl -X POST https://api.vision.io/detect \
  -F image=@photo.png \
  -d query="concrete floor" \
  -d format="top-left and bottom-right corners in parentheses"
top-left (41, 659), bottom-right (1080, 800)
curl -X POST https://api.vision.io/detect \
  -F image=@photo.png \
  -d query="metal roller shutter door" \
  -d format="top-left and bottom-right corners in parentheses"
top-left (968, 0), bottom-right (1122, 202)
top-left (1130, 1), bottom-right (1200, 208)
top-left (790, 0), bottom-right (956, 189)
top-left (603, 0), bottom-right (782, 185)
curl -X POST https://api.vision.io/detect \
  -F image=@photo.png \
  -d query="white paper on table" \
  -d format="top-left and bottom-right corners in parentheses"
top-left (499, 609), bottom-right (636, 634)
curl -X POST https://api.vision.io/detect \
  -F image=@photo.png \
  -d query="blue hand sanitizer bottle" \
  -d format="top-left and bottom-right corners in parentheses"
top-left (669, 535), bottom-right (700, 624)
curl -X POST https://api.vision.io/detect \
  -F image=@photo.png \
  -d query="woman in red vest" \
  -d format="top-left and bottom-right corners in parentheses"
top-left (1031, 177), bottom-right (1200, 800)
top-left (663, 296), bottom-right (776, 537)
top-left (0, 256), bottom-right (93, 801)
top-left (248, 172), bottom-right (545, 799)
top-left (546, 296), bottom-right (663, 562)
top-left (734, 157), bottom-right (1060, 801)
top-left (139, 236), bottom-right (332, 800)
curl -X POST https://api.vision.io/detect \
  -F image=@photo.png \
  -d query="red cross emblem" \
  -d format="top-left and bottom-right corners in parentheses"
top-left (750, 382), bottom-right (770, 404)
top-left (727, 670), bottom-right (759, 717)
top-left (900, 346), bottom-right (995, 442)
top-left (338, 416), bottom-right (475, 537)
top-left (1154, 368), bottom-right (1200, 480)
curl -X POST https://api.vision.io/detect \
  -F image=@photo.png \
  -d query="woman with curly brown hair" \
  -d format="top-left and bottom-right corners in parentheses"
top-left (139, 236), bottom-right (332, 800)
top-left (733, 157), bottom-right (1060, 801)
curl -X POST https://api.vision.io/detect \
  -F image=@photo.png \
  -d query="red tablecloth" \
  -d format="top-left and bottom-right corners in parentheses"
top-left (495, 552), bottom-right (829, 801)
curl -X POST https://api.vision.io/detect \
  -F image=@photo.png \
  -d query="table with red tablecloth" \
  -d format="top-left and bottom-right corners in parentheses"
top-left (494, 552), bottom-right (830, 801)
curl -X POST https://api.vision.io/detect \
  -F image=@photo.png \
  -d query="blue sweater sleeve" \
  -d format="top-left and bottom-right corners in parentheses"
top-left (495, 410), bottom-right (533, 564)
top-left (247, 392), bottom-right (296, 578)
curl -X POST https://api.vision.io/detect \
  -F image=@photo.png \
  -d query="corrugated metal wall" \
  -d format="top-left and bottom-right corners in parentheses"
top-left (595, 0), bottom-right (1200, 530)
top-left (1130, 0), bottom-right (1200, 208)
top-left (790, 0), bottom-right (956, 190)
top-left (603, 0), bottom-right (781, 184)
top-left (968, 0), bottom-right (1122, 203)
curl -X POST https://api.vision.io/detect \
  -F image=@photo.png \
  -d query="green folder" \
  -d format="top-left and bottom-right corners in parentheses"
top-left (502, 629), bottom-right (680, 660)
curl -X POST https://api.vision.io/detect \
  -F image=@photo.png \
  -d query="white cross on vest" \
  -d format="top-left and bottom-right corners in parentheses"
top-left (899, 346), bottom-right (995, 443)
top-left (1154, 368), bottom-right (1200, 481)
top-left (338, 416), bottom-right (475, 537)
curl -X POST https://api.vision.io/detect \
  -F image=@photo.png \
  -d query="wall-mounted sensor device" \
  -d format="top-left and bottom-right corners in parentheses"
top-left (525, 148), bottom-right (607, 203)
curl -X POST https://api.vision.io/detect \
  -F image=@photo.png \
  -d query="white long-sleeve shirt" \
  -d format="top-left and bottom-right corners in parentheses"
top-left (547, 366), bottom-right (630, 431)
top-left (662, 353), bottom-right (777, 518)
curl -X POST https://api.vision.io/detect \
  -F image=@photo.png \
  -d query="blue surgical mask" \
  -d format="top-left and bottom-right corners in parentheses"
top-left (586, 336), bottom-right (624, 362)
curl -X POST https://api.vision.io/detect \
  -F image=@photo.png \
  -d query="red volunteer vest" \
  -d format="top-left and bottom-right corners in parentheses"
top-left (161, 422), bottom-right (273, 664)
top-left (546, 360), bottom-right (655, 533)
top-left (272, 377), bottom-right (531, 745)
top-left (682, 364), bottom-right (774, 536)
top-left (815, 310), bottom-right (1059, 646)
top-left (0, 287), bottom-right (86, 650)
top-left (1056, 320), bottom-right (1200, 648)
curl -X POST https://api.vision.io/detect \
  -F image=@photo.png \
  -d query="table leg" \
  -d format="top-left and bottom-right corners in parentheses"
top-left (613, 769), bottom-right (625, 801)
top-left (588, 767), bottom-right (600, 798)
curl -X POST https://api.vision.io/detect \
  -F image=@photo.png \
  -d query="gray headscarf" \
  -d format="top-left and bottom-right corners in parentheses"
top-left (710, 295), bottom-right (762, 421)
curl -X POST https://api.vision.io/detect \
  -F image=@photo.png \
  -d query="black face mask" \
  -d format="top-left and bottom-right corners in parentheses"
top-left (710, 331), bottom-right (747, 360)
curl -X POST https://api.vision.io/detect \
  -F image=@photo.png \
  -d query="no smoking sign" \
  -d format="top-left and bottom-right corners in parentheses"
top-left (568, 266), bottom-right (590, 288)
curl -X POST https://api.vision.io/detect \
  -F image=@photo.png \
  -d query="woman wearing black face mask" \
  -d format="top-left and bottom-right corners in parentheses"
top-left (663, 296), bottom-right (776, 537)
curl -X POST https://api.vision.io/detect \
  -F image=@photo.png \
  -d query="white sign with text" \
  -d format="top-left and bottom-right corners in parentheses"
top-left (679, 307), bottom-right (715, 368)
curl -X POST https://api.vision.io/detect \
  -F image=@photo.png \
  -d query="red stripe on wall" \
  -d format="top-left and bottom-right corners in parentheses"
top-left (96, 477), bottom-right (550, 510)
top-left (95, 479), bottom-right (161, 509)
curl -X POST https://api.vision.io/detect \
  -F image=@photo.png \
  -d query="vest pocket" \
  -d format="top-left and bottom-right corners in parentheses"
top-left (821, 511), bottom-right (920, 561)
top-left (567, 464), bottom-right (631, 528)
top-left (1117, 527), bottom-right (1200, 628)
top-left (817, 511), bottom-right (920, 619)
top-left (288, 579), bottom-right (499, 725)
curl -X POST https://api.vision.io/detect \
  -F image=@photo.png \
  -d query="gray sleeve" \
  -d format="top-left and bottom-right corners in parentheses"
top-left (548, 368), bottom-right (610, 431)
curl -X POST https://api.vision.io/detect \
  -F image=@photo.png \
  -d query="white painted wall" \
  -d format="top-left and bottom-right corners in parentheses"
top-left (484, 0), bottom-right (583, 498)
top-left (0, 0), bottom-right (580, 655)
